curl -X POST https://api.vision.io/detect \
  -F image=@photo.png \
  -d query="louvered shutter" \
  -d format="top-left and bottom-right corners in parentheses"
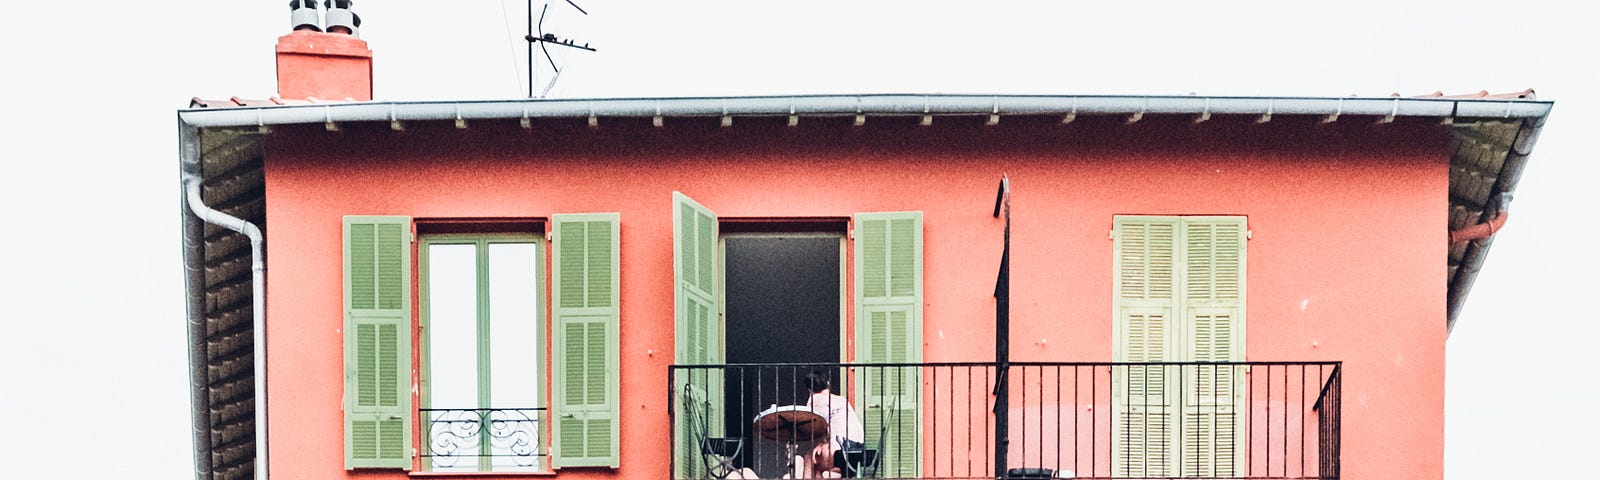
top-left (1112, 218), bottom-right (1177, 478)
top-left (344, 216), bottom-right (413, 469)
top-left (672, 192), bottom-right (722, 480)
top-left (854, 211), bottom-right (922, 478)
top-left (1113, 216), bottom-right (1248, 478)
top-left (552, 213), bottom-right (621, 468)
top-left (1179, 218), bottom-right (1246, 477)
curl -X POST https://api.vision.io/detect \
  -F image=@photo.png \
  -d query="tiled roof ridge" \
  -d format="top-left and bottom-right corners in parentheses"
top-left (1404, 88), bottom-right (1536, 100)
top-left (189, 96), bottom-right (357, 109)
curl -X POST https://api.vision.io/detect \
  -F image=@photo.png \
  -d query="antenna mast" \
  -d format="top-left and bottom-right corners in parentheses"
top-left (526, 0), bottom-right (596, 98)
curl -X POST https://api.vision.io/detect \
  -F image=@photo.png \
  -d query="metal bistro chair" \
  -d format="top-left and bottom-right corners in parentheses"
top-left (832, 442), bottom-right (879, 479)
top-left (701, 437), bottom-right (744, 480)
top-left (685, 386), bottom-right (745, 480)
top-left (832, 402), bottom-right (895, 479)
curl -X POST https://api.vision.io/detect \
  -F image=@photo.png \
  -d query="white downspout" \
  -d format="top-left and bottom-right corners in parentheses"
top-left (183, 175), bottom-right (268, 480)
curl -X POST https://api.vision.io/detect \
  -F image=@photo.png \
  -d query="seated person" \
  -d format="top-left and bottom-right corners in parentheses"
top-left (795, 371), bottom-right (865, 478)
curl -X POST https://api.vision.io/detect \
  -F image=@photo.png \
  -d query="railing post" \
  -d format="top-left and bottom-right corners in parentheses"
top-left (668, 366), bottom-right (677, 480)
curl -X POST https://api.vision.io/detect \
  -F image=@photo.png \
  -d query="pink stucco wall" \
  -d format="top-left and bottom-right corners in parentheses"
top-left (261, 115), bottom-right (1450, 480)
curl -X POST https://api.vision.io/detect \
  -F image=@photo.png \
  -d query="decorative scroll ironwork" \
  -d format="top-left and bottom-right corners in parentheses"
top-left (422, 407), bottom-right (547, 470)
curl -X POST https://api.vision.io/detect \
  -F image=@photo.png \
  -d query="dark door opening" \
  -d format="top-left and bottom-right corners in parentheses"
top-left (722, 234), bottom-right (841, 475)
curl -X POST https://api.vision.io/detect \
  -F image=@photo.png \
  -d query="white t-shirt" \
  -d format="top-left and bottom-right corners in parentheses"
top-left (805, 391), bottom-right (865, 448)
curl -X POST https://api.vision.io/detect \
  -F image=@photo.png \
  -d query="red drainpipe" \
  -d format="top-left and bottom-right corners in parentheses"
top-left (1450, 210), bottom-right (1509, 244)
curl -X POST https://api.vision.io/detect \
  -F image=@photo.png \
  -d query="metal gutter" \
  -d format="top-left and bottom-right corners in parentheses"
top-left (180, 123), bottom-right (212, 480)
top-left (177, 94), bottom-right (1553, 128)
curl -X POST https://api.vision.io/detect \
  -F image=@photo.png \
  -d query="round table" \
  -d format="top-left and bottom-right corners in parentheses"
top-left (752, 405), bottom-right (830, 476)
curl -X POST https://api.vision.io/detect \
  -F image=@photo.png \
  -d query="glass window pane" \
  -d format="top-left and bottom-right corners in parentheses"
top-left (426, 244), bottom-right (479, 408)
top-left (488, 242), bottom-right (541, 471)
top-left (425, 243), bottom-right (481, 471)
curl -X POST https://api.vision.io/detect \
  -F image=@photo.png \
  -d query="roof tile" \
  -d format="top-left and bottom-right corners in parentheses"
top-left (1409, 89), bottom-right (1536, 100)
top-left (189, 96), bottom-right (352, 108)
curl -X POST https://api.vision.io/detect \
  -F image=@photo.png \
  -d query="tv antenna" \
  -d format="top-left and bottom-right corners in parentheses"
top-left (526, 0), bottom-right (597, 98)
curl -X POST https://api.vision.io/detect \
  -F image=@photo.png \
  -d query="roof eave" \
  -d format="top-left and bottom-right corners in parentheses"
top-left (177, 93), bottom-right (1553, 129)
top-left (1446, 113), bottom-right (1550, 332)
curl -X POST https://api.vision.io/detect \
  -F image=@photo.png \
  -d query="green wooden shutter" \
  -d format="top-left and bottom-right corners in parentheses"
top-left (552, 213), bottom-right (621, 468)
top-left (1178, 218), bottom-right (1246, 477)
top-left (344, 215), bottom-right (413, 470)
top-left (1112, 217), bottom-right (1177, 478)
top-left (672, 193), bottom-right (722, 480)
top-left (853, 211), bottom-right (922, 479)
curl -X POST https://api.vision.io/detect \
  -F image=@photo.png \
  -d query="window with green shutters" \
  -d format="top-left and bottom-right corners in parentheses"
top-left (344, 216), bottom-right (414, 470)
top-left (551, 213), bottom-right (622, 468)
top-left (1112, 216), bottom-right (1246, 478)
top-left (853, 211), bottom-right (923, 479)
top-left (343, 215), bottom-right (620, 471)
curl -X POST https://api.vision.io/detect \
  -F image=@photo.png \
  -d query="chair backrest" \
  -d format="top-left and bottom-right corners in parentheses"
top-left (852, 396), bottom-right (902, 478)
top-left (699, 436), bottom-right (742, 480)
top-left (684, 389), bottom-right (743, 480)
top-left (833, 448), bottom-right (880, 478)
top-left (701, 437), bottom-right (743, 458)
top-left (831, 395), bottom-right (898, 478)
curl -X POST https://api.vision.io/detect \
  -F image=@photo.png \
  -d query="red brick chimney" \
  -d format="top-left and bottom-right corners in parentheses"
top-left (276, 1), bottom-right (372, 101)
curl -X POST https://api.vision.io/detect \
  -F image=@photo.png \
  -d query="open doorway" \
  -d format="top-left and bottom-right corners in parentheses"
top-left (723, 233), bottom-right (841, 367)
top-left (722, 232), bottom-right (843, 475)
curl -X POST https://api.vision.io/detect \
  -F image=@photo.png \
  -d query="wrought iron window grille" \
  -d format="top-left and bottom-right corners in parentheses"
top-left (421, 407), bottom-right (548, 471)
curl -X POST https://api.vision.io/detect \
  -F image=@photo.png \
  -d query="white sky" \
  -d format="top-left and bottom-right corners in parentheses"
top-left (0, 1), bottom-right (1593, 478)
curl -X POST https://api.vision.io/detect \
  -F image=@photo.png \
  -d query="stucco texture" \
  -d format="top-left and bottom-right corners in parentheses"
top-left (262, 115), bottom-right (1449, 480)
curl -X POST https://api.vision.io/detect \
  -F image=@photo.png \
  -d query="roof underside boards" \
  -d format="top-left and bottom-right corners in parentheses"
top-left (184, 128), bottom-right (264, 480)
top-left (176, 93), bottom-right (1550, 480)
top-left (1445, 116), bottom-right (1544, 330)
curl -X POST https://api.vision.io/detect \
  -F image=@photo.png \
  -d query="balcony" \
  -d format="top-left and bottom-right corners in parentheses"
top-left (669, 362), bottom-right (1340, 480)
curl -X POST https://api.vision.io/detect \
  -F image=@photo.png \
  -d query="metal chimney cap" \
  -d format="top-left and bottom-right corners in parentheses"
top-left (289, 0), bottom-right (321, 32)
top-left (324, 0), bottom-right (360, 36)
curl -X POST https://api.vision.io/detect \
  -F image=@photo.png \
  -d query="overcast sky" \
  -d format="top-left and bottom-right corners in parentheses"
top-left (0, 1), bottom-right (1593, 479)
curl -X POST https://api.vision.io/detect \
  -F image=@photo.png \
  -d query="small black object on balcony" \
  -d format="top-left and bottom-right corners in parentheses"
top-left (834, 450), bottom-right (880, 478)
top-left (1005, 468), bottom-right (1054, 479)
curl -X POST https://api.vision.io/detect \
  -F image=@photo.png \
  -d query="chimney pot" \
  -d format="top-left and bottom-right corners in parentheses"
top-left (289, 0), bottom-right (321, 32)
top-left (324, 0), bottom-right (360, 36)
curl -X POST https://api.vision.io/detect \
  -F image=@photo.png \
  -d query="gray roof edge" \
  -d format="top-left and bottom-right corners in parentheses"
top-left (177, 114), bottom-right (219, 480)
top-left (178, 94), bottom-right (1554, 129)
top-left (1446, 113), bottom-right (1551, 333)
top-left (176, 117), bottom-right (212, 480)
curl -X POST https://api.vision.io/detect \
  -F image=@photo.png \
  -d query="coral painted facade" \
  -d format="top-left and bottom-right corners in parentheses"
top-left (253, 115), bottom-right (1449, 480)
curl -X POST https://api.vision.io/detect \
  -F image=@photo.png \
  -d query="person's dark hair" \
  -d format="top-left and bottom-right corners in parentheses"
top-left (804, 370), bottom-right (831, 393)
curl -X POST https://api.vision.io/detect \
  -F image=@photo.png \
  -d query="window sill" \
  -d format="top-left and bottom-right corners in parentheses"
top-left (409, 470), bottom-right (557, 477)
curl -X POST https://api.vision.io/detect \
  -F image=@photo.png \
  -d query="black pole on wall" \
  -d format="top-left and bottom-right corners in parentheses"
top-left (991, 175), bottom-right (1011, 478)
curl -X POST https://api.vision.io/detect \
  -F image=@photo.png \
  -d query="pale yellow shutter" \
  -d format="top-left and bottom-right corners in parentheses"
top-left (1179, 218), bottom-right (1246, 477)
top-left (1114, 216), bottom-right (1248, 478)
top-left (1112, 218), bottom-right (1178, 478)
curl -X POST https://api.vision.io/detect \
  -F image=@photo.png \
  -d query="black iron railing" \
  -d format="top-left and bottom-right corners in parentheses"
top-left (1314, 366), bottom-right (1341, 480)
top-left (669, 362), bottom-right (1340, 480)
top-left (420, 407), bottom-right (548, 472)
